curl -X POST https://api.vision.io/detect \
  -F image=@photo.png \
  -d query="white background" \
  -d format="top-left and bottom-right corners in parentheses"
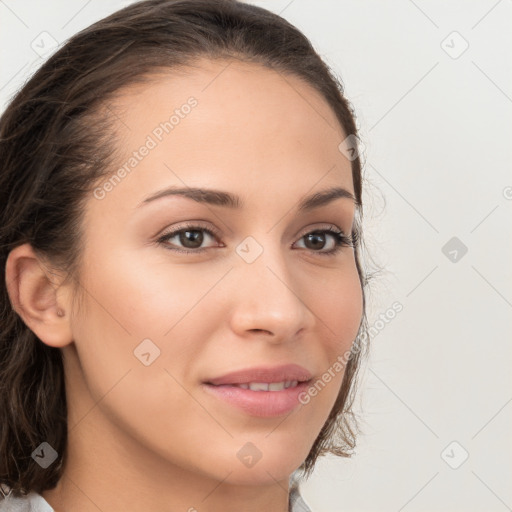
top-left (1, 1), bottom-right (511, 511)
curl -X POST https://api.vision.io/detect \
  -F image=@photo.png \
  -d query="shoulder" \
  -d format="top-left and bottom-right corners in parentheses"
top-left (0, 491), bottom-right (54, 512)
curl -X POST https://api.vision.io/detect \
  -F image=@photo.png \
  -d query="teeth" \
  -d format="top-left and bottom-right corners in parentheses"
top-left (249, 382), bottom-right (269, 391)
top-left (233, 381), bottom-right (299, 391)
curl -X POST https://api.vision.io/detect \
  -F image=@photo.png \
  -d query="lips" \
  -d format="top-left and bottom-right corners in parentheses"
top-left (204, 363), bottom-right (312, 386)
top-left (202, 364), bottom-right (313, 417)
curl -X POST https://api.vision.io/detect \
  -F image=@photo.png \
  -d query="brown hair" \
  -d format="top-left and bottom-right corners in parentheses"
top-left (0, 0), bottom-right (370, 498)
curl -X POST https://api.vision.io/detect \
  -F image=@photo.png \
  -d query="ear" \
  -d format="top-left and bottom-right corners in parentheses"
top-left (5, 243), bottom-right (74, 348)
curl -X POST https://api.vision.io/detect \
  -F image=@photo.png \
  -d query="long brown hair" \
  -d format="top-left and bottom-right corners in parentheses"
top-left (0, 0), bottom-right (370, 498)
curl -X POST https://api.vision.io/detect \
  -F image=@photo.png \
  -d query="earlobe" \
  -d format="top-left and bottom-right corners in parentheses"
top-left (5, 243), bottom-right (74, 348)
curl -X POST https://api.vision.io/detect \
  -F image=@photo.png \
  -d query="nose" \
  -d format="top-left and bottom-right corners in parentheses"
top-left (228, 241), bottom-right (315, 344)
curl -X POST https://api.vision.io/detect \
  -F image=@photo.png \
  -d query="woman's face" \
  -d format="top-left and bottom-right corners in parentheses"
top-left (65, 58), bottom-right (363, 486)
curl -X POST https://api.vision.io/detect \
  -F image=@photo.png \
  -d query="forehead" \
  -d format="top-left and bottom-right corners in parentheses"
top-left (96, 58), bottom-right (353, 211)
top-left (112, 57), bottom-right (345, 133)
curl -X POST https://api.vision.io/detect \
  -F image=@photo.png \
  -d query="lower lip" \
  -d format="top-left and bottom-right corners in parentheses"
top-left (202, 381), bottom-right (310, 417)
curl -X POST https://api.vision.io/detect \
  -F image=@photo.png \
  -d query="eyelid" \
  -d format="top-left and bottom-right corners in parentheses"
top-left (157, 220), bottom-right (222, 241)
top-left (295, 223), bottom-right (345, 238)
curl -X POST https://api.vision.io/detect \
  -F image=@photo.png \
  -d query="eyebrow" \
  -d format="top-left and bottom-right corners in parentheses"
top-left (138, 185), bottom-right (356, 212)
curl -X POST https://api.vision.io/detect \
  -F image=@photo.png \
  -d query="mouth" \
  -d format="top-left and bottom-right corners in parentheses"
top-left (220, 380), bottom-right (301, 391)
top-left (202, 364), bottom-right (313, 417)
top-left (204, 363), bottom-right (312, 386)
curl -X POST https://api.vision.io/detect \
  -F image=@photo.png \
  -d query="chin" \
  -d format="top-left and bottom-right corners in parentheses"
top-left (212, 443), bottom-right (308, 486)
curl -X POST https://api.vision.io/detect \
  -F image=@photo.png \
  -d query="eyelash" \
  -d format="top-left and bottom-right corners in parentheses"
top-left (156, 222), bottom-right (355, 257)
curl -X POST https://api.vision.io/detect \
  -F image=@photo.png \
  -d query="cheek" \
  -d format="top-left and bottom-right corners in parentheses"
top-left (69, 246), bottom-right (228, 398)
top-left (313, 261), bottom-right (364, 350)
top-left (77, 244), bottom-right (219, 341)
top-left (67, 254), bottom-right (219, 464)
top-left (272, 262), bottom-right (361, 422)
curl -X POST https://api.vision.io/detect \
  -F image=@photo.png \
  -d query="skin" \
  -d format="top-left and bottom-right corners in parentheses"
top-left (6, 58), bottom-right (363, 512)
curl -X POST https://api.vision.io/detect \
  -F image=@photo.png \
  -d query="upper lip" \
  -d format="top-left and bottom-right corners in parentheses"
top-left (205, 364), bottom-right (313, 386)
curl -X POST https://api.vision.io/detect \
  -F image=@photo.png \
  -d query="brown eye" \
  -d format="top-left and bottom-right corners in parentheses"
top-left (157, 224), bottom-right (221, 254)
top-left (176, 229), bottom-right (205, 249)
top-left (294, 228), bottom-right (353, 257)
top-left (303, 231), bottom-right (330, 251)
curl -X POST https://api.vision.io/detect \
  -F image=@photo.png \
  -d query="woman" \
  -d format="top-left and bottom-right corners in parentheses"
top-left (0, 0), bottom-right (370, 510)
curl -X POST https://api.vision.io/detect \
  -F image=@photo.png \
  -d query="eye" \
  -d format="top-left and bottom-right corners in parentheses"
top-left (293, 225), bottom-right (355, 257)
top-left (156, 222), bottom-right (222, 254)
